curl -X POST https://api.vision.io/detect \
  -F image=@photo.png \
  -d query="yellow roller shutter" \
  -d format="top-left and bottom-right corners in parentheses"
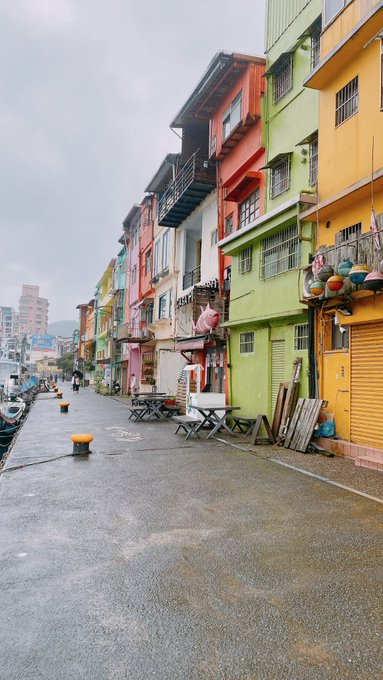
top-left (351, 323), bottom-right (383, 448)
top-left (271, 340), bottom-right (285, 414)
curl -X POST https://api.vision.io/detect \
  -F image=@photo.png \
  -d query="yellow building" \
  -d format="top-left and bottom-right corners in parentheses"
top-left (302, 0), bottom-right (383, 461)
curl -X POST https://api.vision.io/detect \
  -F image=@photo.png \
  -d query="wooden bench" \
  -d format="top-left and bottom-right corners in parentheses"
top-left (128, 406), bottom-right (148, 421)
top-left (161, 405), bottom-right (180, 419)
top-left (172, 415), bottom-right (201, 440)
top-left (230, 416), bottom-right (258, 436)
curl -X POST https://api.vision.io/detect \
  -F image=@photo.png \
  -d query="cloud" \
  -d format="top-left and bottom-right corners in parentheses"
top-left (0, 0), bottom-right (266, 322)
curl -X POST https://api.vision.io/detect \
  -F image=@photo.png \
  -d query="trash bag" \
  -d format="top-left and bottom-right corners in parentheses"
top-left (315, 420), bottom-right (336, 438)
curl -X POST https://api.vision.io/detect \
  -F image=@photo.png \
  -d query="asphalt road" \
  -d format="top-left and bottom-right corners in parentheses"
top-left (0, 387), bottom-right (382, 680)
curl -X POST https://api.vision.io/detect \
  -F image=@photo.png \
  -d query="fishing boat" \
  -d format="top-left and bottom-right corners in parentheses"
top-left (0, 398), bottom-right (26, 458)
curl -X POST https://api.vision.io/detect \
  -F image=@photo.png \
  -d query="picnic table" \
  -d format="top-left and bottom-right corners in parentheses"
top-left (129, 395), bottom-right (178, 421)
top-left (192, 405), bottom-right (241, 439)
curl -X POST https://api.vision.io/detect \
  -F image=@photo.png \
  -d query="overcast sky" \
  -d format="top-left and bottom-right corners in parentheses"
top-left (0, 0), bottom-right (266, 323)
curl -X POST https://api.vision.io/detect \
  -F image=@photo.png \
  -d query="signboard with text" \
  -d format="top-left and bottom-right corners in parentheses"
top-left (31, 335), bottom-right (58, 353)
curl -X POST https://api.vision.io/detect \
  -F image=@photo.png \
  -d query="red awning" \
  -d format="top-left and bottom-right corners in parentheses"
top-left (224, 171), bottom-right (263, 202)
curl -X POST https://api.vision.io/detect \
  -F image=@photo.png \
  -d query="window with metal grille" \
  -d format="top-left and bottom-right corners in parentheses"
top-left (261, 224), bottom-right (299, 279)
top-left (225, 214), bottom-right (234, 236)
top-left (273, 56), bottom-right (293, 103)
top-left (146, 303), bottom-right (153, 325)
top-left (311, 30), bottom-right (321, 70)
top-left (270, 156), bottom-right (291, 198)
top-left (239, 189), bottom-right (260, 227)
top-left (337, 222), bottom-right (362, 244)
top-left (336, 77), bottom-right (358, 126)
top-left (240, 331), bottom-right (255, 354)
top-left (294, 324), bottom-right (309, 350)
top-left (309, 137), bottom-right (318, 186)
top-left (222, 92), bottom-right (242, 140)
top-left (239, 246), bottom-right (252, 274)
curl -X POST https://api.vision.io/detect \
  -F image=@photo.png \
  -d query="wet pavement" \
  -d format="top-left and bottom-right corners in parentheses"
top-left (0, 387), bottom-right (382, 680)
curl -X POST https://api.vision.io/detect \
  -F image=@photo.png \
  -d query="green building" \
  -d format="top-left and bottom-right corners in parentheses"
top-left (221, 0), bottom-right (321, 419)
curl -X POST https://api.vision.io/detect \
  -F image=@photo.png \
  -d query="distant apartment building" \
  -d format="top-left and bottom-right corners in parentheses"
top-left (0, 306), bottom-right (19, 360)
top-left (18, 285), bottom-right (49, 337)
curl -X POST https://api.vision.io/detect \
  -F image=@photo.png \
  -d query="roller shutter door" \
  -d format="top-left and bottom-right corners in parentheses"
top-left (271, 340), bottom-right (285, 413)
top-left (351, 323), bottom-right (383, 448)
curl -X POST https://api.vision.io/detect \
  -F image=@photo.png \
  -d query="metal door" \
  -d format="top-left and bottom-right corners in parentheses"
top-left (271, 340), bottom-right (285, 414)
top-left (351, 323), bottom-right (383, 447)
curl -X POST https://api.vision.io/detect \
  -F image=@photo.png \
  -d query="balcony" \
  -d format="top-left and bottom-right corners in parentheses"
top-left (158, 152), bottom-right (216, 228)
top-left (182, 266), bottom-right (201, 290)
top-left (116, 323), bottom-right (154, 344)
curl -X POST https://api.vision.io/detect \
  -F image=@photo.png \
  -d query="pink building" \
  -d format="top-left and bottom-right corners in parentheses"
top-left (18, 285), bottom-right (49, 337)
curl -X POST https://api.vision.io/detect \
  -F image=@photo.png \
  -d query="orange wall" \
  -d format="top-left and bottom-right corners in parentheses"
top-left (321, 0), bottom-right (382, 59)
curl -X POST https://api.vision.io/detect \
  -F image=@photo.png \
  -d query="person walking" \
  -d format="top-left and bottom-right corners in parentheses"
top-left (72, 375), bottom-right (76, 392)
top-left (130, 373), bottom-right (137, 396)
top-left (75, 376), bottom-right (80, 393)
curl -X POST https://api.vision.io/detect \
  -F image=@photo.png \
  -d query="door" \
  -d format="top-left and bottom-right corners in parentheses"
top-left (351, 323), bottom-right (383, 448)
top-left (271, 340), bottom-right (285, 414)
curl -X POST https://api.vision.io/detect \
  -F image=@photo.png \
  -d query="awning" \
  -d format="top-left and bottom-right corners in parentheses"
top-left (175, 337), bottom-right (206, 351)
top-left (296, 130), bottom-right (318, 146)
top-left (260, 152), bottom-right (292, 170)
top-left (224, 172), bottom-right (263, 202)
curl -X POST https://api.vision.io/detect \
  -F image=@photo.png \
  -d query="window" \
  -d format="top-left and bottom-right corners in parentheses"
top-left (222, 92), bottom-right (242, 140)
top-left (210, 134), bottom-right (217, 157)
top-left (145, 249), bottom-right (152, 276)
top-left (261, 224), bottom-right (299, 279)
top-left (239, 189), bottom-right (260, 227)
top-left (225, 214), bottom-right (234, 236)
top-left (240, 332), bottom-right (255, 354)
top-left (273, 56), bottom-right (293, 103)
top-left (294, 324), bottom-right (309, 350)
top-left (332, 318), bottom-right (349, 350)
top-left (239, 247), bottom-right (252, 274)
top-left (336, 77), bottom-right (358, 126)
top-left (309, 137), bottom-right (318, 186)
top-left (161, 230), bottom-right (170, 270)
top-left (337, 222), bottom-right (362, 244)
top-left (169, 288), bottom-right (174, 320)
top-left (146, 303), bottom-right (153, 325)
top-left (311, 29), bottom-right (321, 70)
top-left (158, 294), bottom-right (167, 320)
top-left (324, 0), bottom-right (352, 26)
top-left (270, 156), bottom-right (291, 198)
top-left (132, 265), bottom-right (137, 284)
top-left (154, 240), bottom-right (160, 276)
top-left (211, 229), bottom-right (218, 246)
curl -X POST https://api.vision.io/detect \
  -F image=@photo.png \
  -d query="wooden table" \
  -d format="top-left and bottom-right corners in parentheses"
top-left (192, 405), bottom-right (241, 439)
top-left (135, 396), bottom-right (168, 421)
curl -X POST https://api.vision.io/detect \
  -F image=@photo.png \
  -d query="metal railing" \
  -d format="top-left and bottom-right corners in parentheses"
top-left (117, 323), bottom-right (154, 341)
top-left (158, 152), bottom-right (212, 223)
top-left (183, 265), bottom-right (201, 290)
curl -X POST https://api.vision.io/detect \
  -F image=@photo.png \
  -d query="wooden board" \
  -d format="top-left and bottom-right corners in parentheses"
top-left (284, 398), bottom-right (324, 452)
top-left (272, 382), bottom-right (288, 438)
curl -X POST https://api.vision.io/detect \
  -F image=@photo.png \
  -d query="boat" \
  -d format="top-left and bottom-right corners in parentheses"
top-left (0, 398), bottom-right (26, 458)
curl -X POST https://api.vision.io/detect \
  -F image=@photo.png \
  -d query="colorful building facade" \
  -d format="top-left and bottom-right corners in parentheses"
top-left (303, 0), bottom-right (383, 455)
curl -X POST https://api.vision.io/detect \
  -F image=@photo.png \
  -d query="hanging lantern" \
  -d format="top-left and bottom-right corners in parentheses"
top-left (349, 265), bottom-right (370, 285)
top-left (310, 280), bottom-right (325, 296)
top-left (337, 258), bottom-right (354, 278)
top-left (327, 275), bottom-right (344, 292)
top-left (363, 269), bottom-right (383, 292)
top-left (317, 265), bottom-right (334, 282)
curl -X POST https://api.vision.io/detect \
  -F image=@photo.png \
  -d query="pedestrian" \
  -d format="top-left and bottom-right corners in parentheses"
top-left (112, 379), bottom-right (120, 395)
top-left (54, 374), bottom-right (58, 383)
top-left (75, 376), bottom-right (80, 393)
top-left (130, 373), bottom-right (137, 396)
top-left (72, 375), bottom-right (76, 392)
top-left (61, 373), bottom-right (65, 383)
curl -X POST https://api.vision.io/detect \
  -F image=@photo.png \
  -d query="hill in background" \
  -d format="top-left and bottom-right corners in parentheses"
top-left (47, 320), bottom-right (79, 337)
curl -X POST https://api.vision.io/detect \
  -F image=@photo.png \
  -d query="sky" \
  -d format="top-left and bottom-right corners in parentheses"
top-left (0, 0), bottom-right (266, 323)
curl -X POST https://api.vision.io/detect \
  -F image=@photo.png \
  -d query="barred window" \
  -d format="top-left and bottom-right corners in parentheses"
top-left (239, 247), bottom-right (252, 274)
top-left (273, 56), bottom-right (293, 104)
top-left (294, 324), bottom-right (309, 350)
top-left (337, 222), bottom-right (362, 244)
top-left (225, 214), bottom-right (234, 236)
top-left (239, 189), bottom-right (260, 227)
top-left (270, 156), bottom-right (291, 198)
top-left (261, 224), bottom-right (299, 279)
top-left (336, 77), bottom-right (358, 126)
top-left (311, 30), bottom-right (321, 70)
top-left (240, 332), bottom-right (255, 354)
top-left (309, 137), bottom-right (318, 186)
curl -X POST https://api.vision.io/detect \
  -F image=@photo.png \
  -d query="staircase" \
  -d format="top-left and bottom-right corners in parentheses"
top-left (316, 437), bottom-right (383, 472)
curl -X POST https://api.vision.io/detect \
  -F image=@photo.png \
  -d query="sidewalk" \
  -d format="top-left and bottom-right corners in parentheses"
top-left (0, 387), bottom-right (382, 679)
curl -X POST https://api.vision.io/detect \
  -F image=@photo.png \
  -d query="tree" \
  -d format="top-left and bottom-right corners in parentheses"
top-left (57, 352), bottom-right (75, 374)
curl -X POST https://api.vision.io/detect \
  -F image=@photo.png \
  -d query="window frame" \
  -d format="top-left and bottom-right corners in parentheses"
top-left (335, 76), bottom-right (359, 127)
top-left (324, 0), bottom-right (352, 27)
top-left (239, 331), bottom-right (255, 354)
top-left (225, 214), bottom-right (234, 236)
top-left (145, 249), bottom-right (152, 276)
top-left (309, 136), bottom-right (318, 186)
top-left (260, 223), bottom-right (299, 280)
top-left (211, 229), bottom-right (218, 247)
top-left (222, 92), bottom-right (242, 141)
top-left (273, 55), bottom-right (293, 104)
top-left (270, 156), bottom-right (291, 199)
top-left (238, 246), bottom-right (252, 274)
top-left (239, 188), bottom-right (261, 228)
top-left (158, 293), bottom-right (167, 320)
top-left (161, 229), bottom-right (170, 271)
top-left (294, 323), bottom-right (309, 351)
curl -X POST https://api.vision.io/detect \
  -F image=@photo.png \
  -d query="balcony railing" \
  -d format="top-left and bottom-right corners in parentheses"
top-left (183, 265), bottom-right (201, 290)
top-left (158, 151), bottom-right (216, 228)
top-left (116, 323), bottom-right (154, 343)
